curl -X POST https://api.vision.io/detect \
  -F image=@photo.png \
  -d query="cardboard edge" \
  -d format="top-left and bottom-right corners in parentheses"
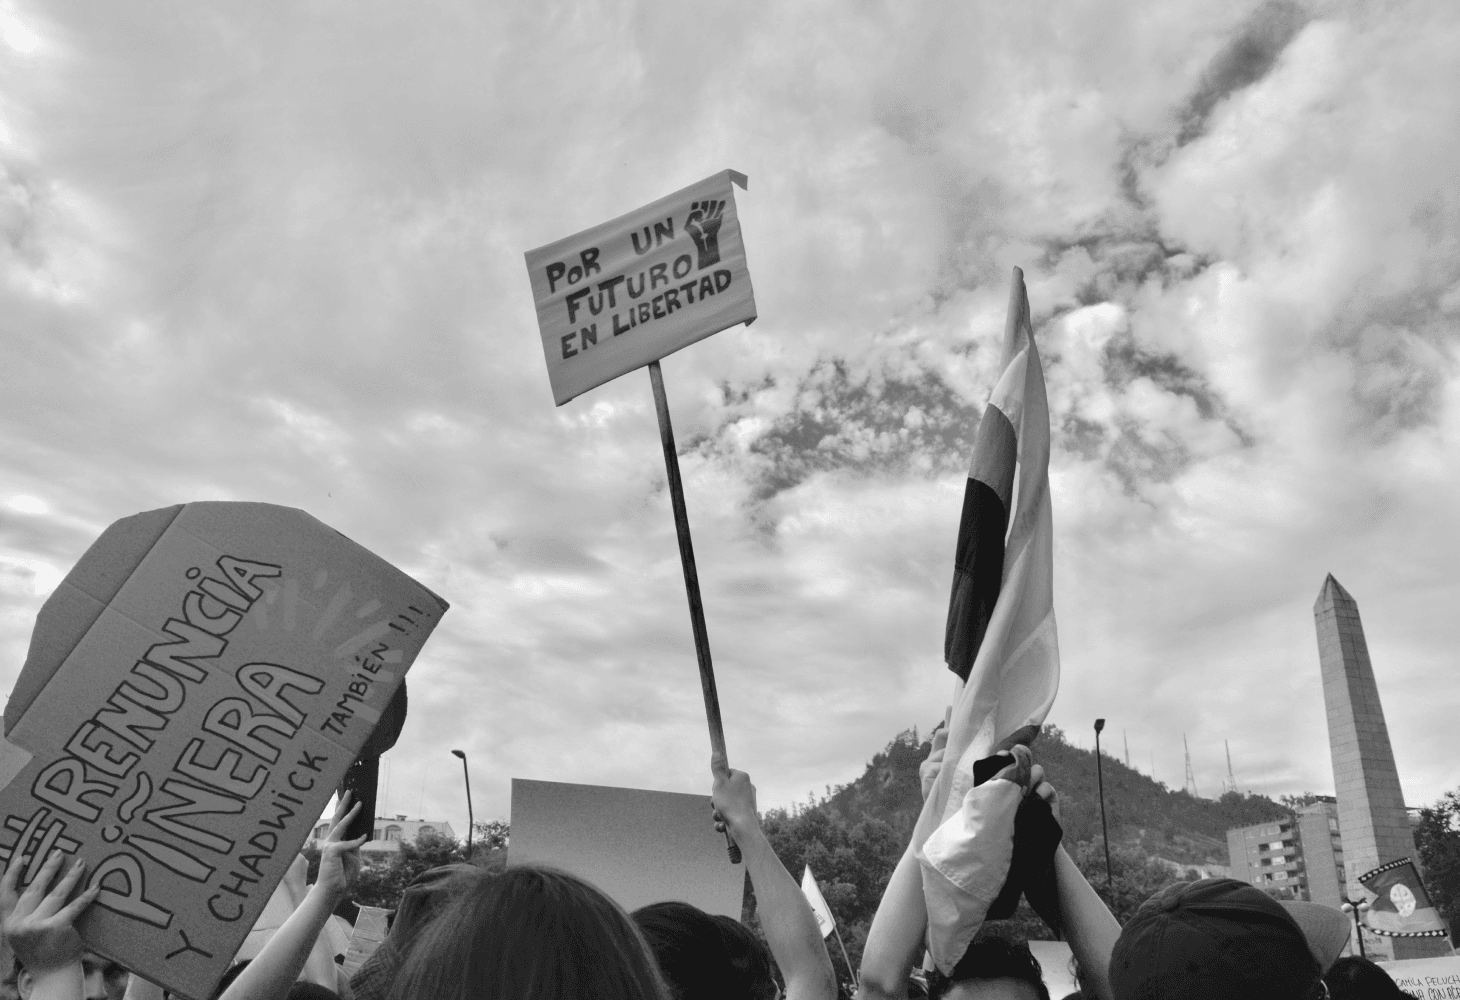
top-left (5, 505), bottom-right (183, 735)
top-left (313, 516), bottom-right (450, 615)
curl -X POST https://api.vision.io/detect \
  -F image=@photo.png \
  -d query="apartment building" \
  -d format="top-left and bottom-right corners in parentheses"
top-left (1227, 798), bottom-right (1345, 909)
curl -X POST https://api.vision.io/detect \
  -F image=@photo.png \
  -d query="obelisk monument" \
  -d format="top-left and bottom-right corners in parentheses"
top-left (1315, 574), bottom-right (1451, 959)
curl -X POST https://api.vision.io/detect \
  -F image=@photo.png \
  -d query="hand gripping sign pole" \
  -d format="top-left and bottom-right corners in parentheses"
top-left (524, 170), bottom-right (757, 863)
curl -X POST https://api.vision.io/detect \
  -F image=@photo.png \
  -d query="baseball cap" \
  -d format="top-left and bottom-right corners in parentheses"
top-left (1110, 879), bottom-right (1348, 1000)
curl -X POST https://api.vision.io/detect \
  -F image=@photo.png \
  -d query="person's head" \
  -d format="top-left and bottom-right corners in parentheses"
top-left (390, 863), bottom-right (485, 947)
top-left (632, 901), bottom-right (777, 1000)
top-left (1110, 879), bottom-right (1332, 1000)
top-left (351, 864), bottom-right (486, 1000)
top-left (387, 864), bottom-right (668, 1000)
top-left (1324, 955), bottom-right (1409, 1000)
top-left (17, 951), bottom-right (128, 1000)
top-left (926, 936), bottom-right (1050, 1000)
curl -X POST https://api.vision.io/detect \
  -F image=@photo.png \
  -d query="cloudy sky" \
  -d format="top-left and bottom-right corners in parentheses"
top-left (2, 0), bottom-right (1457, 838)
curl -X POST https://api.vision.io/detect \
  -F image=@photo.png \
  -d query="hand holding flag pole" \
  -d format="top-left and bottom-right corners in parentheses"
top-left (649, 359), bottom-right (741, 864)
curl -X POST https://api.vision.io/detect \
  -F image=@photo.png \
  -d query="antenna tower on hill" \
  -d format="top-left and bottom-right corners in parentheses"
top-left (1223, 740), bottom-right (1239, 795)
top-left (1183, 734), bottom-right (1199, 797)
top-left (1124, 730), bottom-right (1130, 768)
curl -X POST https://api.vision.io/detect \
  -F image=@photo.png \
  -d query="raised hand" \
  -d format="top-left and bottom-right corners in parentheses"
top-left (684, 199), bottom-right (726, 269)
top-left (315, 792), bottom-right (367, 904)
top-left (1029, 763), bottom-right (1061, 823)
top-left (1, 850), bottom-right (98, 975)
top-left (920, 711), bottom-right (951, 802)
top-left (711, 767), bottom-right (759, 840)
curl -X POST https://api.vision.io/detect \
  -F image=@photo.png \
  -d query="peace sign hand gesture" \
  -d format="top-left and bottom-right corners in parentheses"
top-left (314, 792), bottom-right (367, 905)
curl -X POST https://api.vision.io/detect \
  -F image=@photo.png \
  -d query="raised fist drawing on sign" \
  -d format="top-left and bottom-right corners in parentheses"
top-left (685, 200), bottom-right (725, 269)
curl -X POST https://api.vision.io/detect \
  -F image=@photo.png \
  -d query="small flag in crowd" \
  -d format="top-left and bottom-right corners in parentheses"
top-left (1359, 858), bottom-right (1449, 937)
top-left (913, 268), bottom-right (1062, 973)
top-left (801, 866), bottom-right (836, 939)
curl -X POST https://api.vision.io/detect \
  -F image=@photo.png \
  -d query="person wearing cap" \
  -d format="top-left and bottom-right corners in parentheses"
top-left (1108, 878), bottom-right (1352, 1000)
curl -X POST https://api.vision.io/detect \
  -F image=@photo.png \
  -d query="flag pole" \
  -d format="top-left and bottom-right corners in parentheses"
top-left (831, 921), bottom-right (857, 990)
top-left (648, 359), bottom-right (741, 864)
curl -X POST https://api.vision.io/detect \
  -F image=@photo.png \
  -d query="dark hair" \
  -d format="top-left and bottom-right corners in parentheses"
top-left (386, 865), bottom-right (668, 1000)
top-left (1324, 956), bottom-right (1409, 1000)
top-left (927, 936), bottom-right (1050, 1000)
top-left (632, 901), bottom-right (777, 1000)
top-left (352, 865), bottom-right (487, 1000)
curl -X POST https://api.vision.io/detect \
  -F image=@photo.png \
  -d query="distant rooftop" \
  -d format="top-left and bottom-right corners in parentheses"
top-left (305, 815), bottom-right (457, 853)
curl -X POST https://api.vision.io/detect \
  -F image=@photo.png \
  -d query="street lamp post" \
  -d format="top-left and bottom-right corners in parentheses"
top-left (452, 750), bottom-right (473, 859)
top-left (1340, 898), bottom-right (1370, 958)
top-left (1094, 719), bottom-right (1114, 907)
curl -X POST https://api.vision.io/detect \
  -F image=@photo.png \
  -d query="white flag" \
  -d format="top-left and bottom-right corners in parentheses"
top-left (801, 866), bottom-right (836, 940)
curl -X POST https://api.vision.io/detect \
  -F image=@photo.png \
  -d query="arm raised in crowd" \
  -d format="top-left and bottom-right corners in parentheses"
top-left (856, 720), bottom-right (950, 1000)
top-left (712, 766), bottom-right (838, 1000)
top-left (856, 846), bottom-right (924, 1000)
top-left (220, 793), bottom-right (366, 1000)
top-left (1028, 770), bottom-right (1118, 1000)
top-left (1, 851), bottom-right (100, 1000)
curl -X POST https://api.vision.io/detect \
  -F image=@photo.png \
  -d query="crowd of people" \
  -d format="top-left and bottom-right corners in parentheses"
top-left (0, 738), bottom-right (1426, 1000)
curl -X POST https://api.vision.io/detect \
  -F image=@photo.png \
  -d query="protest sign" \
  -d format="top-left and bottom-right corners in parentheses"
top-left (0, 502), bottom-right (447, 1000)
top-left (524, 169), bottom-right (756, 405)
top-left (507, 778), bottom-right (745, 918)
top-left (1377, 955), bottom-right (1460, 999)
top-left (523, 171), bottom-right (759, 865)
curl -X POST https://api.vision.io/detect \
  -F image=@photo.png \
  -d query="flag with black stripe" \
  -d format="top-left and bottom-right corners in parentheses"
top-left (914, 268), bottom-right (1063, 972)
top-left (944, 286), bottom-right (1024, 684)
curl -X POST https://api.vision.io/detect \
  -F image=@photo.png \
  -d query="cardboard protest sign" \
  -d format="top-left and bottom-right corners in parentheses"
top-left (508, 778), bottom-right (745, 918)
top-left (0, 502), bottom-right (447, 1000)
top-left (1377, 956), bottom-right (1460, 999)
top-left (524, 169), bottom-right (757, 405)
